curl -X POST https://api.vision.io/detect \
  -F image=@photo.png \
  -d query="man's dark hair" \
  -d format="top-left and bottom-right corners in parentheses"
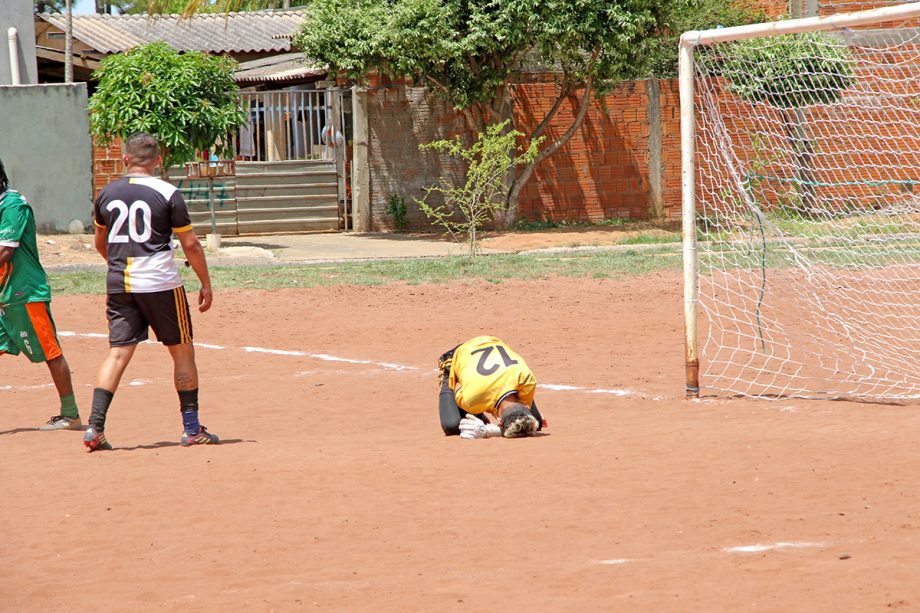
top-left (124, 132), bottom-right (160, 165)
top-left (0, 158), bottom-right (8, 193)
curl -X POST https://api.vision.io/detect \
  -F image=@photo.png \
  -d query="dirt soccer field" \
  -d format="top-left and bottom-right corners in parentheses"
top-left (2, 272), bottom-right (919, 611)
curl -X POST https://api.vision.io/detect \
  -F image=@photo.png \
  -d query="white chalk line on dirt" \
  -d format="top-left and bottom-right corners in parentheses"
top-left (35, 331), bottom-right (638, 398)
top-left (243, 346), bottom-right (420, 371)
top-left (0, 383), bottom-right (55, 391)
top-left (593, 541), bottom-right (828, 566)
top-left (723, 541), bottom-right (826, 554)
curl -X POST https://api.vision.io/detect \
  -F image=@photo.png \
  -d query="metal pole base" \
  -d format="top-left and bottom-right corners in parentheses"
top-left (685, 362), bottom-right (700, 399)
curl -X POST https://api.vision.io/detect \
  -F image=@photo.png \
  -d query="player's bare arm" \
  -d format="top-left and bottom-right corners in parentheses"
top-left (94, 223), bottom-right (107, 260)
top-left (0, 244), bottom-right (14, 265)
top-left (176, 228), bottom-right (212, 313)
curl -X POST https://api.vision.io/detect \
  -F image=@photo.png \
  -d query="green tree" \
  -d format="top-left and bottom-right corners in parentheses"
top-left (33, 0), bottom-right (66, 13)
top-left (88, 41), bottom-right (247, 176)
top-left (294, 0), bottom-right (669, 227)
top-left (718, 32), bottom-right (855, 214)
top-left (648, 0), bottom-right (767, 77)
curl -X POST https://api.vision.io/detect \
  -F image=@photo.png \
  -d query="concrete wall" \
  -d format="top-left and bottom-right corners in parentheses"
top-left (0, 0), bottom-right (38, 85)
top-left (0, 84), bottom-right (92, 232)
top-left (365, 85), bottom-right (470, 231)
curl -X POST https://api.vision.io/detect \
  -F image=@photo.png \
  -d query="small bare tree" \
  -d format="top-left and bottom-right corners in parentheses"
top-left (417, 121), bottom-right (541, 256)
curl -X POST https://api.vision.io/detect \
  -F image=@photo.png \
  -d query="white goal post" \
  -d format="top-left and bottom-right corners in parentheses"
top-left (680, 2), bottom-right (920, 400)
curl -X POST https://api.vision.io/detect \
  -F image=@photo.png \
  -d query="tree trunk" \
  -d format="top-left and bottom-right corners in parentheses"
top-left (782, 108), bottom-right (817, 216)
top-left (501, 77), bottom-right (597, 228)
top-left (159, 146), bottom-right (171, 181)
top-left (489, 89), bottom-right (517, 230)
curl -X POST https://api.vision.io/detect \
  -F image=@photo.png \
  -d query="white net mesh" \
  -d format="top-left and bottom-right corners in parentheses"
top-left (691, 16), bottom-right (920, 399)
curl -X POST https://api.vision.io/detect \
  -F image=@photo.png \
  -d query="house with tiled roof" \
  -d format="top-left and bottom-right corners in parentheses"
top-left (34, 9), bottom-right (312, 83)
top-left (34, 9), bottom-right (349, 234)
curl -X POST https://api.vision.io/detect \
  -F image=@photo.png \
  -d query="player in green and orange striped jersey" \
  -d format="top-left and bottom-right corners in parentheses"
top-left (0, 158), bottom-right (82, 431)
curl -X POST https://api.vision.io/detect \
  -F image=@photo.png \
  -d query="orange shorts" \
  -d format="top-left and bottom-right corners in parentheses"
top-left (0, 301), bottom-right (63, 363)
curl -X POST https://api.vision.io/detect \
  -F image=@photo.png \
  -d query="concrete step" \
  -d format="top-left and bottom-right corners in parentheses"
top-left (237, 203), bottom-right (337, 214)
top-left (190, 220), bottom-right (239, 237)
top-left (237, 207), bottom-right (338, 222)
top-left (235, 179), bottom-right (338, 191)
top-left (237, 217), bottom-right (339, 233)
top-left (236, 194), bottom-right (338, 205)
top-left (237, 184), bottom-right (339, 201)
top-left (234, 170), bottom-right (337, 181)
top-left (236, 160), bottom-right (336, 175)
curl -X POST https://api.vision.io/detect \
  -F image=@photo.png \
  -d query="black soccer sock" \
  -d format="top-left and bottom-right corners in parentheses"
top-left (89, 388), bottom-right (114, 432)
top-left (179, 389), bottom-right (200, 435)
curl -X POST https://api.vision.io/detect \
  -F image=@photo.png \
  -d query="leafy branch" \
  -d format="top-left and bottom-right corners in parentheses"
top-left (417, 120), bottom-right (542, 255)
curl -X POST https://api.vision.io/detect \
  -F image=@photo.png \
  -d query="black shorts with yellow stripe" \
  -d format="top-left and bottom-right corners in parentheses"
top-left (106, 287), bottom-right (193, 347)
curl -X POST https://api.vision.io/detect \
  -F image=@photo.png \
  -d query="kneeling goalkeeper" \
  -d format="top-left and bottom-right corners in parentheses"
top-left (437, 336), bottom-right (546, 439)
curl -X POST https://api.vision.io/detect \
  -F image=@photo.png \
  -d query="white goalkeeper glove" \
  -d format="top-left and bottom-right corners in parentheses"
top-left (459, 414), bottom-right (501, 440)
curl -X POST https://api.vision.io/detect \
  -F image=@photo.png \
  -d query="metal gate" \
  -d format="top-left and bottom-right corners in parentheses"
top-left (236, 88), bottom-right (352, 231)
top-left (173, 87), bottom-right (352, 235)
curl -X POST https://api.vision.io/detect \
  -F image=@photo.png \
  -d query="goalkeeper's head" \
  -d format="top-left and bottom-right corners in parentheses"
top-left (0, 158), bottom-right (8, 193)
top-left (499, 402), bottom-right (539, 438)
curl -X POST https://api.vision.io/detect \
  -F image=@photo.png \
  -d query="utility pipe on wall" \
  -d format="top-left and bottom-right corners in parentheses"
top-left (7, 28), bottom-right (20, 85)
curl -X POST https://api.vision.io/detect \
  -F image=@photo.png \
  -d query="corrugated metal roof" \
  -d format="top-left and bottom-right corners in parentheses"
top-left (38, 10), bottom-right (305, 54)
top-left (234, 52), bottom-right (325, 82)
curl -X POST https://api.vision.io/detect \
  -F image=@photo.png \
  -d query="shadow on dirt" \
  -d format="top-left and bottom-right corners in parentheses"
top-left (111, 438), bottom-right (253, 452)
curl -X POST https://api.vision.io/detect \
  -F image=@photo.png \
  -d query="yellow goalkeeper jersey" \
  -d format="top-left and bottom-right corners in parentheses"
top-left (449, 336), bottom-right (536, 415)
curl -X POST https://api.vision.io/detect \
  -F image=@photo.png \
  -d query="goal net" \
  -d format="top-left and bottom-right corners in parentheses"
top-left (681, 3), bottom-right (920, 400)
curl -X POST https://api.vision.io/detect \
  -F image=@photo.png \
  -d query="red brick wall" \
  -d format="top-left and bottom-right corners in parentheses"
top-left (93, 138), bottom-right (123, 198)
top-left (753, 0), bottom-right (789, 17)
top-left (819, 0), bottom-right (914, 15)
top-left (512, 77), bottom-right (656, 222)
top-left (693, 54), bottom-right (920, 215)
top-left (363, 76), bottom-right (689, 228)
top-left (659, 80), bottom-right (683, 219)
top-left (511, 77), bottom-right (685, 223)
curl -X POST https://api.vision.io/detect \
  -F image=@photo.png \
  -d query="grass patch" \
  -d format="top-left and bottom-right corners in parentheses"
top-left (49, 271), bottom-right (106, 295)
top-left (512, 217), bottom-right (636, 232)
top-left (47, 249), bottom-right (681, 296)
top-left (593, 217), bottom-right (635, 226)
top-left (619, 233), bottom-right (682, 245)
top-left (512, 219), bottom-right (588, 232)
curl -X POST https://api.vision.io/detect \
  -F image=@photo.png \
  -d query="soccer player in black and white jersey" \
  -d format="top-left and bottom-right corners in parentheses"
top-left (84, 132), bottom-right (218, 451)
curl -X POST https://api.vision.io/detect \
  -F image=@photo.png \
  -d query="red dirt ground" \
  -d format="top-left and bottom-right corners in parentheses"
top-left (2, 273), bottom-right (920, 611)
